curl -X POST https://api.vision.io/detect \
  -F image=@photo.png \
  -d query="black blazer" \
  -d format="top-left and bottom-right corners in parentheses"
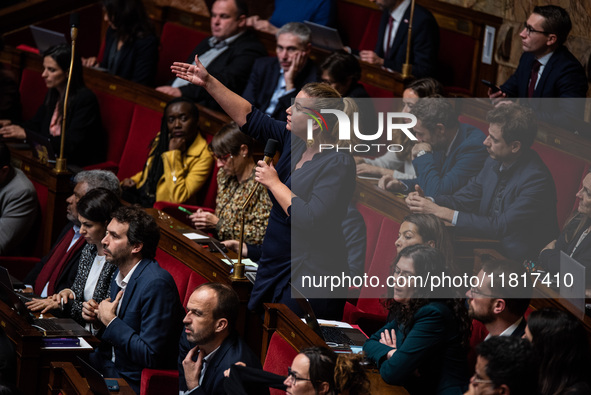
top-left (500, 45), bottom-right (588, 125)
top-left (179, 30), bottom-right (266, 111)
top-left (374, 4), bottom-right (439, 78)
top-left (100, 27), bottom-right (159, 86)
top-left (242, 56), bottom-right (318, 121)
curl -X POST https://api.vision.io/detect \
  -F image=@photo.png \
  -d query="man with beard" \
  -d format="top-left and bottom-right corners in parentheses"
top-left (179, 283), bottom-right (262, 395)
top-left (84, 206), bottom-right (184, 394)
top-left (467, 259), bottom-right (530, 338)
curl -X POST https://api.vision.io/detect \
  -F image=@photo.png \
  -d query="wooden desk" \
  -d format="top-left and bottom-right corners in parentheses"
top-left (8, 146), bottom-right (72, 255)
top-left (263, 303), bottom-right (409, 395)
top-left (0, 300), bottom-right (98, 395)
top-left (48, 361), bottom-right (135, 395)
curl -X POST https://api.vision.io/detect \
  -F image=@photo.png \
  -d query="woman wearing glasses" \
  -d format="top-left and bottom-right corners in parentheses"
top-left (363, 245), bottom-right (470, 394)
top-left (189, 122), bottom-right (271, 261)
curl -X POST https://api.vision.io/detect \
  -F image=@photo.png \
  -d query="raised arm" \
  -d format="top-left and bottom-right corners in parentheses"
top-left (171, 56), bottom-right (252, 127)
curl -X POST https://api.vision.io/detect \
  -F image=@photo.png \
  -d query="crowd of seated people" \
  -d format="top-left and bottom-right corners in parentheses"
top-left (2, 1), bottom-right (591, 394)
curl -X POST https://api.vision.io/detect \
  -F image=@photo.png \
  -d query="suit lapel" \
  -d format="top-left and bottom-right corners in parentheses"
top-left (388, 7), bottom-right (410, 58)
top-left (533, 50), bottom-right (560, 98)
top-left (117, 259), bottom-right (148, 317)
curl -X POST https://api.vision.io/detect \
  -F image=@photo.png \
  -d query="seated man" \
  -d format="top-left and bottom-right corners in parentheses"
top-left (468, 259), bottom-right (530, 338)
top-left (489, 5), bottom-right (587, 126)
top-left (0, 141), bottom-right (37, 256)
top-left (406, 103), bottom-right (558, 261)
top-left (380, 98), bottom-right (488, 197)
top-left (86, 206), bottom-right (184, 394)
top-left (360, 0), bottom-right (439, 78)
top-left (120, 98), bottom-right (213, 207)
top-left (179, 283), bottom-right (262, 395)
top-left (242, 22), bottom-right (318, 122)
top-left (466, 336), bottom-right (536, 395)
top-left (25, 170), bottom-right (120, 297)
top-left (156, 0), bottom-right (266, 111)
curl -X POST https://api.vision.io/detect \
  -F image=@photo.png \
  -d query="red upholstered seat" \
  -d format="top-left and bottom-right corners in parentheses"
top-left (117, 105), bottom-right (162, 180)
top-left (437, 30), bottom-right (476, 93)
top-left (336, 1), bottom-right (379, 50)
top-left (156, 23), bottom-right (210, 86)
top-left (93, 90), bottom-right (135, 165)
top-left (154, 248), bottom-right (193, 302)
top-left (263, 332), bottom-right (298, 395)
top-left (140, 369), bottom-right (178, 395)
top-left (19, 68), bottom-right (47, 121)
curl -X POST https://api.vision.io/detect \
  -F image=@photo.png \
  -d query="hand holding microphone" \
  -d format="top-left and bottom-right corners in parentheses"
top-left (255, 139), bottom-right (278, 189)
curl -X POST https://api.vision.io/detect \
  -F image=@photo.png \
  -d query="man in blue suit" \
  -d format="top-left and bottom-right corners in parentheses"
top-left (178, 283), bottom-right (263, 395)
top-left (360, 0), bottom-right (439, 78)
top-left (489, 5), bottom-right (587, 126)
top-left (406, 104), bottom-right (558, 262)
top-left (86, 206), bottom-right (184, 394)
top-left (242, 22), bottom-right (318, 122)
top-left (379, 98), bottom-right (488, 197)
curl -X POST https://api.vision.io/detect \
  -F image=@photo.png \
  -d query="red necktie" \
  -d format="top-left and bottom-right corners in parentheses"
top-left (385, 16), bottom-right (394, 55)
top-left (528, 60), bottom-right (541, 98)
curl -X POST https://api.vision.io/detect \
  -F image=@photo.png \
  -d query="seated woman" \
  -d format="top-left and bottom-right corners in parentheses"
top-left (82, 0), bottom-right (158, 86)
top-left (188, 122), bottom-right (271, 261)
top-left (319, 51), bottom-right (369, 98)
top-left (0, 44), bottom-right (105, 167)
top-left (223, 346), bottom-right (370, 395)
top-left (26, 188), bottom-right (121, 331)
top-left (121, 97), bottom-right (214, 207)
top-left (356, 77), bottom-right (444, 181)
top-left (525, 308), bottom-right (591, 394)
top-left (538, 170), bottom-right (590, 294)
top-left (364, 244), bottom-right (470, 394)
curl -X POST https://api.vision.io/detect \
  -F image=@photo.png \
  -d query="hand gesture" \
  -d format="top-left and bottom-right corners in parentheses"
top-left (221, 240), bottom-right (248, 257)
top-left (183, 345), bottom-right (204, 390)
top-left (0, 124), bottom-right (26, 139)
top-left (406, 192), bottom-right (439, 214)
top-left (284, 51), bottom-right (307, 91)
top-left (155, 86), bottom-right (182, 97)
top-left (189, 209), bottom-right (219, 230)
top-left (379, 329), bottom-right (397, 359)
top-left (82, 299), bottom-right (100, 323)
top-left (97, 290), bottom-right (123, 326)
top-left (121, 178), bottom-right (136, 188)
top-left (224, 361), bottom-right (246, 378)
top-left (255, 160), bottom-right (280, 190)
top-left (55, 288), bottom-right (75, 307)
top-left (26, 297), bottom-right (59, 314)
top-left (168, 135), bottom-right (187, 152)
top-left (359, 50), bottom-right (384, 66)
top-left (81, 56), bottom-right (98, 67)
top-left (171, 56), bottom-right (210, 88)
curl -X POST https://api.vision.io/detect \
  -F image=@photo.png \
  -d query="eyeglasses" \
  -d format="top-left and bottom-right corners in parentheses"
top-left (286, 367), bottom-right (313, 385)
top-left (523, 22), bottom-right (551, 36)
top-left (471, 372), bottom-right (494, 385)
top-left (212, 152), bottom-right (232, 163)
top-left (470, 286), bottom-right (496, 298)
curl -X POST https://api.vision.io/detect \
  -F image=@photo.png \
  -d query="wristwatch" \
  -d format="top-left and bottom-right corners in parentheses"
top-left (416, 150), bottom-right (428, 158)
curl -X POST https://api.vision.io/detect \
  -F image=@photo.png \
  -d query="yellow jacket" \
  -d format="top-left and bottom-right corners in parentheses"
top-left (129, 132), bottom-right (214, 204)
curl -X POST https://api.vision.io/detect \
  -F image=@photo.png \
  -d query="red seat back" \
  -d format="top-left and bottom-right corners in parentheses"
top-left (155, 248), bottom-right (193, 302)
top-left (94, 90), bottom-right (135, 164)
top-left (19, 69), bottom-right (47, 121)
top-left (263, 332), bottom-right (298, 395)
top-left (117, 105), bottom-right (162, 180)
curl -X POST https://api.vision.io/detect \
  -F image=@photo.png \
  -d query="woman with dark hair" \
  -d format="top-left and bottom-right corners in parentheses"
top-left (525, 308), bottom-right (591, 395)
top-left (172, 57), bottom-right (356, 320)
top-left (364, 245), bottom-right (470, 394)
top-left (189, 122), bottom-right (271, 261)
top-left (27, 188), bottom-right (121, 330)
top-left (319, 51), bottom-right (368, 98)
top-left (0, 44), bottom-right (105, 167)
top-left (538, 170), bottom-right (591, 291)
top-left (121, 97), bottom-right (214, 207)
top-left (82, 0), bottom-right (158, 86)
top-left (356, 77), bottom-right (444, 180)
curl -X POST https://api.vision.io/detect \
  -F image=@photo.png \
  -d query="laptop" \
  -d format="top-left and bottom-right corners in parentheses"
top-left (0, 280), bottom-right (91, 337)
top-left (291, 284), bottom-right (368, 347)
top-left (559, 251), bottom-right (586, 318)
top-left (0, 266), bottom-right (37, 303)
top-left (77, 356), bottom-right (120, 394)
top-left (30, 25), bottom-right (67, 53)
top-left (304, 21), bottom-right (344, 52)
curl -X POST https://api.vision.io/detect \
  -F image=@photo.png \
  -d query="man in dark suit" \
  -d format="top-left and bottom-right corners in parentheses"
top-left (360, 0), bottom-right (439, 78)
top-left (242, 22), bottom-right (318, 122)
top-left (490, 5), bottom-right (587, 126)
top-left (379, 98), bottom-right (488, 197)
top-left (467, 260), bottom-right (530, 339)
top-left (24, 170), bottom-right (120, 298)
top-left (86, 206), bottom-right (184, 394)
top-left (406, 104), bottom-right (558, 262)
top-left (156, 0), bottom-right (266, 111)
top-left (178, 283), bottom-right (263, 395)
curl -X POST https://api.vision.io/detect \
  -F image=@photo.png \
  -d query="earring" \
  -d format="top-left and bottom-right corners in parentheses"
top-left (307, 138), bottom-right (314, 148)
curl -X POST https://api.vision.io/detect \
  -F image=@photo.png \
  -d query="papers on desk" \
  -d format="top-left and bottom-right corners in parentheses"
top-left (183, 232), bottom-right (210, 241)
top-left (356, 175), bottom-right (381, 180)
top-left (41, 336), bottom-right (92, 350)
top-left (221, 258), bottom-right (258, 270)
top-left (316, 319), bottom-right (353, 329)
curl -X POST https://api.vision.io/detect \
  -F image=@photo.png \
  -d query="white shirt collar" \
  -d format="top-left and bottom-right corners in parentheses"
top-left (390, 0), bottom-right (411, 23)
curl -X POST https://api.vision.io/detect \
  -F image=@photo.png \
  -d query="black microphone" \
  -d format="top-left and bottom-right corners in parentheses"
top-left (263, 139), bottom-right (278, 165)
top-left (70, 12), bottom-right (79, 41)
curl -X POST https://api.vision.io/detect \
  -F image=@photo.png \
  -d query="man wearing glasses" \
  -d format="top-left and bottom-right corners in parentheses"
top-left (465, 336), bottom-right (535, 395)
top-left (467, 259), bottom-right (530, 339)
top-left (488, 5), bottom-right (587, 125)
